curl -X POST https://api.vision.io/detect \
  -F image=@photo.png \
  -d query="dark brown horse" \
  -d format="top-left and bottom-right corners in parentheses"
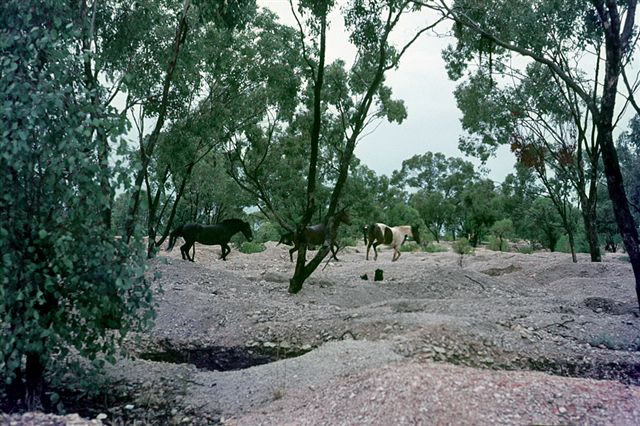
top-left (289, 209), bottom-right (351, 262)
top-left (167, 218), bottom-right (253, 261)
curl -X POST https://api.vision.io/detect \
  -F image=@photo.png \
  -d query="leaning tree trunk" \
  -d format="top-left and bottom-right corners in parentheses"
top-left (599, 127), bottom-right (640, 310)
top-left (596, 0), bottom-right (640, 310)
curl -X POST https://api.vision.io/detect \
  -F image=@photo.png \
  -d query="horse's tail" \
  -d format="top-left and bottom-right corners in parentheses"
top-left (167, 225), bottom-right (183, 251)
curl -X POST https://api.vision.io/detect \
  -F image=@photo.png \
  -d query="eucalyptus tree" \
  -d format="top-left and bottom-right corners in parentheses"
top-left (283, 0), bottom-right (444, 293)
top-left (453, 62), bottom-right (603, 261)
top-left (511, 131), bottom-right (583, 262)
top-left (617, 115), bottom-right (640, 222)
top-left (434, 0), bottom-right (640, 308)
top-left (119, 0), bottom-right (257, 243)
top-left (498, 165), bottom-right (541, 239)
top-left (1, 0), bottom-right (154, 409)
top-left (526, 197), bottom-right (565, 252)
top-left (227, 0), bottom-right (439, 292)
top-left (391, 152), bottom-right (479, 240)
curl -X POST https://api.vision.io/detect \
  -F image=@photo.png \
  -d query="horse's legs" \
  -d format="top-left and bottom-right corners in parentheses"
top-left (392, 245), bottom-right (401, 262)
top-left (220, 243), bottom-right (231, 260)
top-left (180, 243), bottom-right (188, 260)
top-left (366, 242), bottom-right (372, 260)
top-left (372, 242), bottom-right (381, 260)
top-left (289, 246), bottom-right (297, 262)
top-left (330, 243), bottom-right (339, 261)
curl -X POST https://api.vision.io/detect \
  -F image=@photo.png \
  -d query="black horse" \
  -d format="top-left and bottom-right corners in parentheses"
top-left (167, 218), bottom-right (253, 261)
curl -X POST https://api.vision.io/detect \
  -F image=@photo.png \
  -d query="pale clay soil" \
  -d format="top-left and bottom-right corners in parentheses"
top-left (4, 240), bottom-right (640, 425)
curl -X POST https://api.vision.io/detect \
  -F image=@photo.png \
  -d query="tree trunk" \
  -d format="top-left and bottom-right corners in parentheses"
top-left (24, 352), bottom-right (44, 411)
top-left (599, 128), bottom-right (640, 310)
top-left (595, 0), bottom-right (640, 310)
top-left (567, 227), bottom-right (577, 263)
top-left (289, 10), bottom-right (328, 293)
top-left (124, 0), bottom-right (191, 242)
top-left (581, 200), bottom-right (602, 262)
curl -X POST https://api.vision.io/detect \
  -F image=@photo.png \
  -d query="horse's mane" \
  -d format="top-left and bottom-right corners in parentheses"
top-left (221, 218), bottom-right (246, 225)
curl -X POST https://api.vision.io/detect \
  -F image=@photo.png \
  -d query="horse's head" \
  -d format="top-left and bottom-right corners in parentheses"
top-left (335, 208), bottom-right (351, 226)
top-left (241, 220), bottom-right (253, 242)
top-left (411, 225), bottom-right (421, 245)
top-left (167, 225), bottom-right (183, 251)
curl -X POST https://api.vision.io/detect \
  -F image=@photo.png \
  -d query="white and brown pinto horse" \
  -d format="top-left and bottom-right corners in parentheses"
top-left (366, 223), bottom-right (421, 261)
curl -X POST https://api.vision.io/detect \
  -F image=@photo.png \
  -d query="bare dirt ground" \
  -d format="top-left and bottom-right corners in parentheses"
top-left (4, 241), bottom-right (640, 425)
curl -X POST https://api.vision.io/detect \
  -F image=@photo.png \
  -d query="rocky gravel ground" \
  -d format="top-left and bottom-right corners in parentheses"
top-left (4, 241), bottom-right (640, 425)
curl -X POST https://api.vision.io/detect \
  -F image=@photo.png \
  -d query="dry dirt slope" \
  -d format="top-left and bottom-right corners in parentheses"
top-left (102, 241), bottom-right (640, 425)
top-left (4, 241), bottom-right (640, 425)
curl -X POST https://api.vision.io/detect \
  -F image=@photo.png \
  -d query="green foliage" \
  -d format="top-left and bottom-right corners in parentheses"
top-left (399, 241), bottom-right (422, 253)
top-left (452, 237), bottom-right (474, 267)
top-left (524, 197), bottom-right (563, 252)
top-left (452, 238), bottom-right (474, 256)
top-left (253, 220), bottom-right (282, 243)
top-left (392, 152), bottom-right (482, 241)
top-left (238, 241), bottom-right (266, 254)
top-left (0, 0), bottom-right (154, 402)
top-left (423, 242), bottom-right (449, 253)
top-left (518, 245), bottom-right (534, 254)
top-left (339, 235), bottom-right (359, 248)
top-left (490, 219), bottom-right (514, 251)
top-left (487, 236), bottom-right (509, 252)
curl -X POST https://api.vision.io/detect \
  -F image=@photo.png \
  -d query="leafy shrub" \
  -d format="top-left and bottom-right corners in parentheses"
top-left (254, 221), bottom-right (281, 243)
top-left (400, 241), bottom-right (422, 252)
top-left (518, 245), bottom-right (534, 254)
top-left (487, 235), bottom-right (510, 252)
top-left (239, 241), bottom-right (266, 254)
top-left (452, 237), bottom-right (474, 267)
top-left (339, 236), bottom-right (358, 248)
top-left (1, 3), bottom-right (154, 409)
top-left (423, 242), bottom-right (449, 253)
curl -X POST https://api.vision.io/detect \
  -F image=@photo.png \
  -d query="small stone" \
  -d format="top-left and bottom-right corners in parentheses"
top-left (558, 406), bottom-right (567, 414)
top-left (432, 346), bottom-right (446, 354)
top-left (96, 413), bottom-right (108, 420)
top-left (124, 404), bottom-right (135, 410)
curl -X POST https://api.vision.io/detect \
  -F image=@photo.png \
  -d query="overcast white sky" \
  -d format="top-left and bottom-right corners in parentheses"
top-left (259, 0), bottom-right (517, 182)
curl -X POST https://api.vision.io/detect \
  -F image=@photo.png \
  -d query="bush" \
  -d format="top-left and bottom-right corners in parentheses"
top-left (239, 241), bottom-right (266, 254)
top-left (487, 235), bottom-right (510, 252)
top-left (518, 245), bottom-right (534, 254)
top-left (1, 4), bottom-right (154, 409)
top-left (423, 242), bottom-right (449, 253)
top-left (253, 221), bottom-right (281, 243)
top-left (400, 241), bottom-right (422, 252)
top-left (452, 237), bottom-right (474, 267)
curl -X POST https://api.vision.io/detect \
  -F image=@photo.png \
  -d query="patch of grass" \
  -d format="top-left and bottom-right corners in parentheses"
top-left (238, 241), bottom-right (266, 254)
top-left (487, 236), bottom-right (509, 252)
top-left (340, 236), bottom-right (358, 248)
top-left (452, 238), bottom-right (474, 268)
top-left (518, 245), bottom-right (534, 254)
top-left (400, 241), bottom-right (422, 252)
top-left (423, 242), bottom-right (448, 253)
